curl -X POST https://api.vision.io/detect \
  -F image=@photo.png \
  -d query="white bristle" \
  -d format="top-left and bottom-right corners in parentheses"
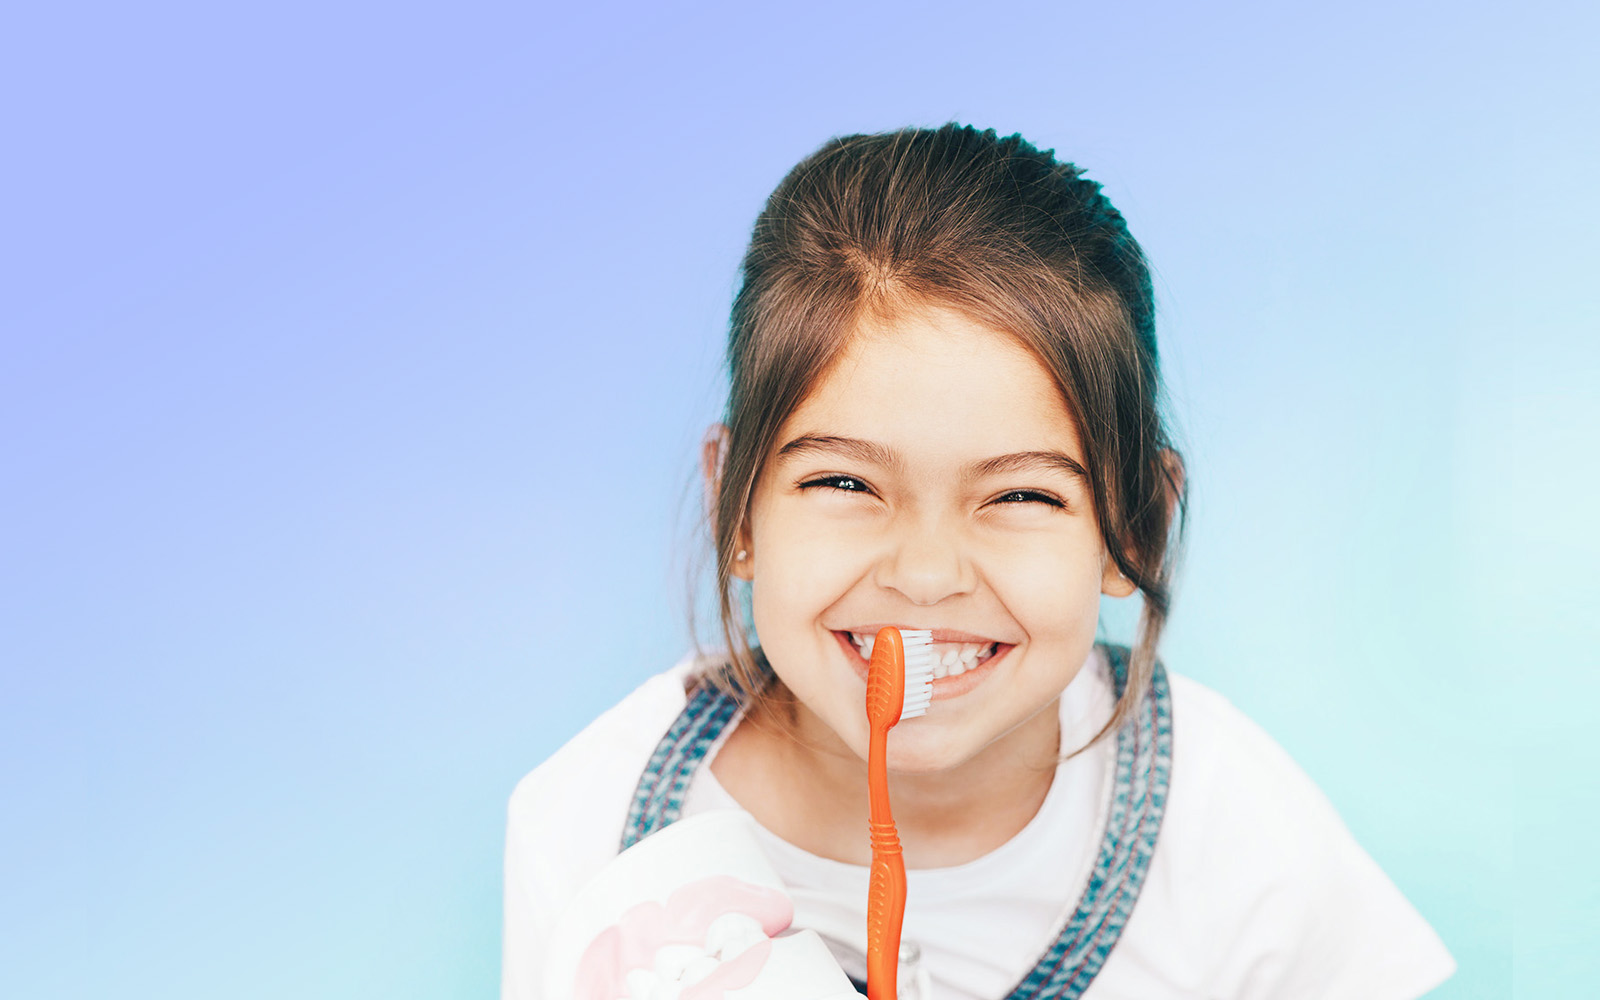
top-left (898, 628), bottom-right (935, 719)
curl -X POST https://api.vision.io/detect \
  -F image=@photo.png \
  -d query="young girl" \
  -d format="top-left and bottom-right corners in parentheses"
top-left (502, 124), bottom-right (1456, 999)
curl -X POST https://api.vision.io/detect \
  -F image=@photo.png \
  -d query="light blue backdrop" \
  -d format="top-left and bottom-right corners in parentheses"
top-left (3, 2), bottom-right (1593, 997)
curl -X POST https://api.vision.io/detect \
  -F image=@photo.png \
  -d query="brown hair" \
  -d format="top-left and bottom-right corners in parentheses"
top-left (687, 123), bottom-right (1187, 753)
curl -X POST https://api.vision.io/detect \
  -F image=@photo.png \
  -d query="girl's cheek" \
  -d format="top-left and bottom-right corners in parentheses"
top-left (1003, 548), bottom-right (1107, 626)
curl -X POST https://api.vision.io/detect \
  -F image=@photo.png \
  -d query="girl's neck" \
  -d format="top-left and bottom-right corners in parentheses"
top-left (709, 691), bottom-right (1062, 869)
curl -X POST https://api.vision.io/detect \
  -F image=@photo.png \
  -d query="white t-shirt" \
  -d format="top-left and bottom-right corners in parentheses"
top-left (502, 648), bottom-right (1456, 999)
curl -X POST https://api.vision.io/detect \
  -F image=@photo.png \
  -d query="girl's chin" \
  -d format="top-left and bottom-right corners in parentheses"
top-left (835, 715), bottom-right (980, 775)
top-left (884, 747), bottom-right (972, 775)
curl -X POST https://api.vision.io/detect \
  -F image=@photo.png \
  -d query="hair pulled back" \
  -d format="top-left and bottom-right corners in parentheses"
top-left (693, 123), bottom-right (1187, 750)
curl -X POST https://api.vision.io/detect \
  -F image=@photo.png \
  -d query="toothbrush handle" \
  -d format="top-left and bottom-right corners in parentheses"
top-left (866, 725), bottom-right (904, 1000)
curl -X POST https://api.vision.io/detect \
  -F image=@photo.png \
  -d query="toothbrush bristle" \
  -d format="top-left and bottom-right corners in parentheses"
top-left (898, 628), bottom-right (935, 719)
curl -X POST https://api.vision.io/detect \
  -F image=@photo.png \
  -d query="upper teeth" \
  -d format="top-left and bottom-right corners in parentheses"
top-left (847, 632), bottom-right (998, 679)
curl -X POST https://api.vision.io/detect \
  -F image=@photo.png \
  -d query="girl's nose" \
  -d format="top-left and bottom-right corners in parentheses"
top-left (875, 519), bottom-right (977, 606)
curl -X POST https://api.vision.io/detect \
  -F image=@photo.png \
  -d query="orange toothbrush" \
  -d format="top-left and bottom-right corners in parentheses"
top-left (865, 626), bottom-right (935, 1000)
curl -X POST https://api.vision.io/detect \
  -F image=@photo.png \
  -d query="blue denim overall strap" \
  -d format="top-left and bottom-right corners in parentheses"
top-left (618, 674), bottom-right (745, 850)
top-left (618, 644), bottom-right (1174, 1000)
top-left (999, 644), bottom-right (1173, 999)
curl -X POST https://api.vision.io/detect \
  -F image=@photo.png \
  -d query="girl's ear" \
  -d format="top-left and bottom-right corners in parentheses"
top-left (731, 537), bottom-right (753, 581)
top-left (700, 423), bottom-right (729, 521)
top-left (1160, 448), bottom-right (1187, 525)
top-left (702, 423), bottom-right (754, 581)
top-left (1101, 558), bottom-right (1137, 598)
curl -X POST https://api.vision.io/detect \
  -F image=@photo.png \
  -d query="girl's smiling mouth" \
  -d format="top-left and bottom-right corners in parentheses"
top-left (830, 628), bottom-right (1015, 701)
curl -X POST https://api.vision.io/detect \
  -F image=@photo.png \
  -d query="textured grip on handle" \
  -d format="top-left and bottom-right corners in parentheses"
top-left (867, 820), bottom-right (906, 1000)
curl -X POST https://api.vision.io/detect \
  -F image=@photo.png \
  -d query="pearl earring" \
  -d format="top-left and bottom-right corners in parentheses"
top-left (736, 549), bottom-right (748, 560)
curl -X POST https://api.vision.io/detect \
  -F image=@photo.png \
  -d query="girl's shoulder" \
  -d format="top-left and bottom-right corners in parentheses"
top-left (507, 650), bottom-right (709, 830)
top-left (1158, 669), bottom-right (1391, 866)
top-left (1163, 670), bottom-right (1333, 806)
top-left (1111, 667), bottom-right (1456, 999)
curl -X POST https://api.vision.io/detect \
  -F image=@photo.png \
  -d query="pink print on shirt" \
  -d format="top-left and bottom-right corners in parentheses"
top-left (574, 874), bottom-right (794, 999)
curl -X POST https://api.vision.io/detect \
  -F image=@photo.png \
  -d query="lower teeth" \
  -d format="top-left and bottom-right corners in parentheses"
top-left (935, 650), bottom-right (995, 679)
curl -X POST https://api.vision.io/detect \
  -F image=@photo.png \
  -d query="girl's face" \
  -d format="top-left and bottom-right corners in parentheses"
top-left (727, 302), bottom-right (1133, 774)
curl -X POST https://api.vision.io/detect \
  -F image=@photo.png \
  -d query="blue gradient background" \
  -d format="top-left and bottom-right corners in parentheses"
top-left (2, 2), bottom-right (1593, 998)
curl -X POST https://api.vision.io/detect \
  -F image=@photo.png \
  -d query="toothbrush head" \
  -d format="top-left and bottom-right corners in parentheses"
top-left (896, 628), bottom-right (934, 720)
top-left (866, 627), bottom-right (935, 728)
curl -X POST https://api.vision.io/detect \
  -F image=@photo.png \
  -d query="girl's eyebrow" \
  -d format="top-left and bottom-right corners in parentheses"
top-left (776, 434), bottom-right (1088, 483)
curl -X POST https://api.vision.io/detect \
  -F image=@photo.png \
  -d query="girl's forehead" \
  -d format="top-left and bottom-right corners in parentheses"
top-left (781, 308), bottom-right (1084, 460)
top-left (835, 305), bottom-right (1052, 379)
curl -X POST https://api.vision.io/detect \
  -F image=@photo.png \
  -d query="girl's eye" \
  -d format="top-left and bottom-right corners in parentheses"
top-left (801, 475), bottom-right (873, 495)
top-left (993, 490), bottom-right (1066, 509)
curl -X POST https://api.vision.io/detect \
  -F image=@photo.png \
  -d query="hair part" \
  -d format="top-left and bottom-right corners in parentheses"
top-left (685, 123), bottom-right (1188, 756)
